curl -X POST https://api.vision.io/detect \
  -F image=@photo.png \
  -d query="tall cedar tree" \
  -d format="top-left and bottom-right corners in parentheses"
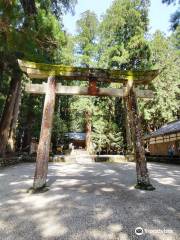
top-left (0, 0), bottom-right (75, 155)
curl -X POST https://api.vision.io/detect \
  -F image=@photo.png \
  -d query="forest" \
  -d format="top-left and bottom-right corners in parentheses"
top-left (0, 0), bottom-right (179, 156)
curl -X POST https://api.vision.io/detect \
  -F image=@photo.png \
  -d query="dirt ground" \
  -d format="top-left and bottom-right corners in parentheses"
top-left (0, 162), bottom-right (179, 240)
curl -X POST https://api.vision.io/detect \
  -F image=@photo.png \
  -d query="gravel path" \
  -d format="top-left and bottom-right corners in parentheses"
top-left (0, 162), bottom-right (180, 240)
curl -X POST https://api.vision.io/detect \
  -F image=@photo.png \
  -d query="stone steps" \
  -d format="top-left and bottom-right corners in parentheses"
top-left (65, 149), bottom-right (94, 163)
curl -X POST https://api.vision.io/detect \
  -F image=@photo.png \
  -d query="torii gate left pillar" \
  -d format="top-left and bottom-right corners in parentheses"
top-left (33, 76), bottom-right (56, 190)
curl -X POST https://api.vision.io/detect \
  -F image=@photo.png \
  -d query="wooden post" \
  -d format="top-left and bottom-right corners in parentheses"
top-left (33, 76), bottom-right (56, 191)
top-left (123, 98), bottom-right (133, 153)
top-left (126, 80), bottom-right (155, 190)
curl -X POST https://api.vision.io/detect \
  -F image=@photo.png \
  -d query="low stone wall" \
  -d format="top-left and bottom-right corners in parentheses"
top-left (0, 155), bottom-right (36, 168)
top-left (0, 154), bottom-right (65, 168)
top-left (1, 154), bottom-right (179, 168)
top-left (50, 154), bottom-right (135, 163)
top-left (146, 155), bottom-right (180, 164)
top-left (0, 156), bottom-right (23, 168)
top-left (0, 154), bottom-right (134, 168)
top-left (95, 155), bottom-right (134, 162)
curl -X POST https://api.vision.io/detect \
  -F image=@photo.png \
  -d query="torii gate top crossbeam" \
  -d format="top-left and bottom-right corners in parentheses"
top-left (18, 59), bottom-right (159, 84)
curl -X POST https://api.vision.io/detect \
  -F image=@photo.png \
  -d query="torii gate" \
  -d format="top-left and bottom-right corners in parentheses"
top-left (18, 59), bottom-right (158, 192)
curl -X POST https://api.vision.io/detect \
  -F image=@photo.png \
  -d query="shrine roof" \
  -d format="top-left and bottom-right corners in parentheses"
top-left (145, 120), bottom-right (180, 139)
top-left (65, 132), bottom-right (86, 141)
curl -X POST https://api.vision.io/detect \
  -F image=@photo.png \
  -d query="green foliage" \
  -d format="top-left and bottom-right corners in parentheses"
top-left (92, 120), bottom-right (124, 153)
top-left (0, 0), bottom-right (76, 63)
top-left (0, 0), bottom-right (77, 149)
top-left (43, 0), bottom-right (77, 20)
top-left (2, 8), bottom-right (66, 62)
top-left (70, 0), bottom-right (153, 151)
top-left (170, 9), bottom-right (180, 31)
top-left (98, 0), bottom-right (151, 70)
top-left (75, 10), bottom-right (99, 67)
top-left (61, 34), bottom-right (76, 65)
top-left (69, 97), bottom-right (94, 131)
top-left (162, 0), bottom-right (180, 31)
top-left (171, 25), bottom-right (180, 51)
top-left (52, 113), bottom-right (68, 142)
top-left (0, 0), bottom-right (179, 153)
top-left (17, 94), bottom-right (43, 140)
top-left (139, 31), bottom-right (180, 130)
top-left (162, 0), bottom-right (179, 5)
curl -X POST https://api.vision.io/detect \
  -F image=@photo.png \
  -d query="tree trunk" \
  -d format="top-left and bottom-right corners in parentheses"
top-left (0, 70), bottom-right (21, 156)
top-left (22, 96), bottom-right (35, 152)
top-left (0, 54), bottom-right (4, 86)
top-left (20, 0), bottom-right (37, 15)
top-left (8, 80), bottom-right (22, 152)
top-left (85, 110), bottom-right (92, 152)
top-left (126, 85), bottom-right (155, 190)
top-left (33, 76), bottom-right (56, 191)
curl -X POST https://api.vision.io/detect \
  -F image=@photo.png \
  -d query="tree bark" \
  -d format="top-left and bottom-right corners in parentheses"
top-left (8, 80), bottom-right (22, 152)
top-left (85, 110), bottom-right (92, 153)
top-left (0, 69), bottom-right (21, 156)
top-left (33, 76), bottom-right (56, 190)
top-left (126, 84), bottom-right (155, 190)
top-left (20, 0), bottom-right (37, 16)
top-left (0, 54), bottom-right (4, 86)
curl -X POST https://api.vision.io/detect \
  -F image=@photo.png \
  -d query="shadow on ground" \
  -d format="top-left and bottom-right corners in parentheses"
top-left (0, 162), bottom-right (179, 240)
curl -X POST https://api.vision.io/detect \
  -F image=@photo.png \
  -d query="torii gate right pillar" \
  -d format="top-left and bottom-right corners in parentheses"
top-left (126, 80), bottom-right (155, 190)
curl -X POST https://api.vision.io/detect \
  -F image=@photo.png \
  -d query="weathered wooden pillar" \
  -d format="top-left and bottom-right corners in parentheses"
top-left (33, 76), bottom-right (56, 191)
top-left (123, 98), bottom-right (133, 153)
top-left (126, 80), bottom-right (155, 190)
